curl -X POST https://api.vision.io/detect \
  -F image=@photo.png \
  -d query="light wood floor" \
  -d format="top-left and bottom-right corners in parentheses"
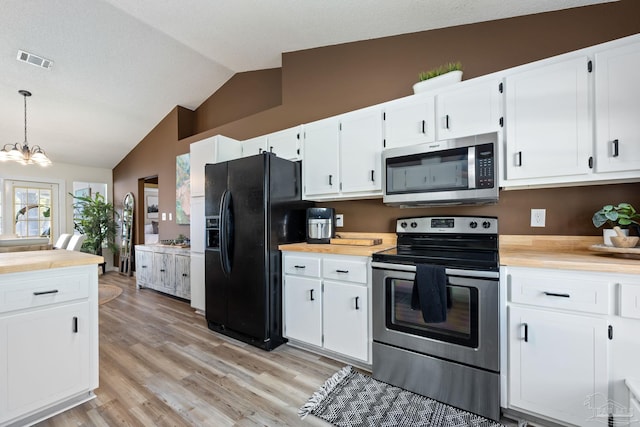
top-left (38, 272), bottom-right (341, 427)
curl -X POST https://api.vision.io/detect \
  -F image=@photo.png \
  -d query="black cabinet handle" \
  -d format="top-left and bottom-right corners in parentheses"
top-left (336, 269), bottom-right (349, 274)
top-left (294, 265), bottom-right (306, 269)
top-left (445, 115), bottom-right (450, 129)
top-left (270, 146), bottom-right (274, 153)
top-left (329, 174), bottom-right (333, 186)
top-left (612, 139), bottom-right (619, 157)
top-left (258, 148), bottom-right (263, 154)
top-left (160, 269), bottom-right (166, 272)
top-left (523, 323), bottom-right (528, 342)
top-left (73, 316), bottom-right (78, 333)
top-left (355, 296), bottom-right (360, 310)
top-left (309, 289), bottom-right (314, 301)
top-left (421, 120), bottom-right (426, 134)
top-left (516, 151), bottom-right (522, 167)
top-left (182, 273), bottom-right (188, 277)
top-left (33, 289), bottom-right (58, 296)
top-left (543, 291), bottom-right (570, 298)
top-left (370, 170), bottom-right (375, 182)
top-left (141, 265), bottom-right (147, 268)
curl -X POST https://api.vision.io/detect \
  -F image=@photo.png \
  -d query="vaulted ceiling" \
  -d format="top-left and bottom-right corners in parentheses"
top-left (0, 0), bottom-right (616, 169)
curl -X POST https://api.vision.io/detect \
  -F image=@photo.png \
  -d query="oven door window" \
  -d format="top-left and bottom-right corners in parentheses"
top-left (385, 147), bottom-right (469, 195)
top-left (385, 277), bottom-right (479, 348)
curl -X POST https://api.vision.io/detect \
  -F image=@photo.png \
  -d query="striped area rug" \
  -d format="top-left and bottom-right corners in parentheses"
top-left (300, 366), bottom-right (504, 427)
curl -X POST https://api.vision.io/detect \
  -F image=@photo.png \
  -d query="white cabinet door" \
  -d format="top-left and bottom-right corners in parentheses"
top-left (153, 252), bottom-right (175, 293)
top-left (508, 306), bottom-right (608, 426)
top-left (190, 135), bottom-right (240, 197)
top-left (283, 275), bottom-right (322, 347)
top-left (267, 126), bottom-right (302, 161)
top-left (384, 94), bottom-right (436, 149)
top-left (242, 135), bottom-right (267, 158)
top-left (323, 281), bottom-right (368, 362)
top-left (303, 116), bottom-right (340, 198)
top-left (190, 253), bottom-right (205, 312)
top-left (504, 57), bottom-right (591, 181)
top-left (595, 41), bottom-right (640, 173)
top-left (135, 248), bottom-right (152, 287)
top-left (339, 106), bottom-right (383, 195)
top-left (436, 79), bottom-right (501, 140)
top-left (175, 254), bottom-right (190, 299)
top-left (0, 301), bottom-right (91, 423)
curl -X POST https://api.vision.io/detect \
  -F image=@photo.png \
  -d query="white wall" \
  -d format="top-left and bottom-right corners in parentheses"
top-left (0, 160), bottom-right (112, 237)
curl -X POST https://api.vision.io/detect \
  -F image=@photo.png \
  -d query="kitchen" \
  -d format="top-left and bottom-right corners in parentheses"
top-left (2, 1), bottom-right (640, 426)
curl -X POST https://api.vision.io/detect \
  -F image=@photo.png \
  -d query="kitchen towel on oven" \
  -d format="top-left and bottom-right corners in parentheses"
top-left (411, 264), bottom-right (447, 323)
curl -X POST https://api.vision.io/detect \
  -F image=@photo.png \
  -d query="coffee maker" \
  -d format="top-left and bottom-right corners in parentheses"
top-left (306, 207), bottom-right (335, 244)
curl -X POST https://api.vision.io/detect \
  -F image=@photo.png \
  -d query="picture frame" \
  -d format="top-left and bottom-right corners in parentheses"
top-left (147, 195), bottom-right (159, 219)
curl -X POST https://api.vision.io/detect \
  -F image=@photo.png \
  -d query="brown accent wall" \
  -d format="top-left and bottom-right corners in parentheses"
top-left (113, 0), bottom-right (640, 240)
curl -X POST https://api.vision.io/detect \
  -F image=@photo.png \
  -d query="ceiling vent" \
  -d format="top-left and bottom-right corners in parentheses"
top-left (16, 50), bottom-right (53, 70)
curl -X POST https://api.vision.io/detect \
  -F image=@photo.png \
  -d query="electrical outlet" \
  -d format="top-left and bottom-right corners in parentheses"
top-left (531, 209), bottom-right (546, 227)
top-left (335, 214), bottom-right (344, 227)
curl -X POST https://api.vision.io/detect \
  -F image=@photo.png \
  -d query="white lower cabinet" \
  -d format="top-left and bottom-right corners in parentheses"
top-left (503, 266), bottom-right (640, 427)
top-left (135, 245), bottom-right (190, 300)
top-left (282, 252), bottom-right (370, 365)
top-left (0, 264), bottom-right (98, 427)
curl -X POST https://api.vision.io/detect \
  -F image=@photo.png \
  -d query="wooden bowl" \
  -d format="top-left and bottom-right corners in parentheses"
top-left (610, 236), bottom-right (640, 248)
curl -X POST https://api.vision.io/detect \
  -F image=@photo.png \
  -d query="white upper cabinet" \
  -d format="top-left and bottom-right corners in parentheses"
top-left (241, 135), bottom-right (267, 158)
top-left (383, 94), bottom-right (435, 149)
top-left (339, 106), bottom-right (384, 196)
top-left (303, 106), bottom-right (383, 201)
top-left (303, 116), bottom-right (340, 198)
top-left (435, 79), bottom-right (502, 140)
top-left (595, 40), bottom-right (640, 173)
top-left (503, 57), bottom-right (591, 183)
top-left (266, 125), bottom-right (302, 161)
top-left (190, 135), bottom-right (241, 197)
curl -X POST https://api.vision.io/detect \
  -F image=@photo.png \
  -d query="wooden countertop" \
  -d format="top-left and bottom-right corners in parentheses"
top-left (500, 235), bottom-right (640, 275)
top-left (279, 232), bottom-right (397, 257)
top-left (0, 250), bottom-right (104, 275)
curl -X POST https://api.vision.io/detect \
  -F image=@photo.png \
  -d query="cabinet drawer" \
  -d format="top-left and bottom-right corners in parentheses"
top-left (620, 283), bottom-right (640, 319)
top-left (0, 271), bottom-right (89, 314)
top-left (323, 257), bottom-right (368, 284)
top-left (508, 268), bottom-right (610, 314)
top-left (283, 255), bottom-right (321, 277)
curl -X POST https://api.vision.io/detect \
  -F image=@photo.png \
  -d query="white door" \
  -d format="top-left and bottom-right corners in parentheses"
top-left (0, 302), bottom-right (91, 423)
top-left (595, 41), bottom-right (640, 173)
top-left (508, 306), bottom-right (608, 426)
top-left (190, 252), bottom-right (205, 312)
top-left (190, 197), bottom-right (205, 253)
top-left (153, 252), bottom-right (175, 293)
top-left (302, 116), bottom-right (340, 198)
top-left (384, 94), bottom-right (436, 149)
top-left (241, 136), bottom-right (267, 158)
top-left (505, 57), bottom-right (591, 181)
top-left (175, 254), bottom-right (190, 299)
top-left (283, 275), bottom-right (322, 347)
top-left (135, 249), bottom-right (153, 286)
top-left (339, 106), bottom-right (384, 195)
top-left (436, 79), bottom-right (501, 140)
top-left (322, 281), bottom-right (368, 362)
top-left (267, 126), bottom-right (302, 161)
top-left (190, 138), bottom-right (216, 197)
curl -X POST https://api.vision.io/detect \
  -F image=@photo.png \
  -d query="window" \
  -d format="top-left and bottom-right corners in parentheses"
top-left (13, 183), bottom-right (54, 239)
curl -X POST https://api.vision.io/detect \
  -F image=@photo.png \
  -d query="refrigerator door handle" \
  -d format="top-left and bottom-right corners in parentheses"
top-left (219, 190), bottom-right (230, 277)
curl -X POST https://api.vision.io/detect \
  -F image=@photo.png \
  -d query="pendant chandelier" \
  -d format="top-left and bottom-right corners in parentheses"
top-left (0, 90), bottom-right (51, 166)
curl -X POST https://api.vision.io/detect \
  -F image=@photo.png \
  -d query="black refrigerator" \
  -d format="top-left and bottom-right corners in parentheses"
top-left (204, 152), bottom-right (309, 350)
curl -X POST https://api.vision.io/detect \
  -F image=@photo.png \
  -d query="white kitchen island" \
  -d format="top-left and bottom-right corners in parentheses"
top-left (0, 250), bottom-right (103, 427)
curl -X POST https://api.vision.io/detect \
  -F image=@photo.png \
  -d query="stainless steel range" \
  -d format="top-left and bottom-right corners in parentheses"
top-left (372, 215), bottom-right (500, 421)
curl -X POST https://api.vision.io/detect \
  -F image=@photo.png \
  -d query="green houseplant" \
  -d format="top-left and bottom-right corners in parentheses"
top-left (71, 192), bottom-right (119, 256)
top-left (413, 62), bottom-right (463, 94)
top-left (592, 203), bottom-right (640, 245)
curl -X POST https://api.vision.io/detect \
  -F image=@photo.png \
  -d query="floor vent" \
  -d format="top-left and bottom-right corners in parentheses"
top-left (16, 50), bottom-right (53, 70)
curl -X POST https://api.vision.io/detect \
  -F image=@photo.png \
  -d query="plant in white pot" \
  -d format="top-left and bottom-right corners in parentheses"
top-left (413, 62), bottom-right (463, 94)
top-left (592, 203), bottom-right (640, 246)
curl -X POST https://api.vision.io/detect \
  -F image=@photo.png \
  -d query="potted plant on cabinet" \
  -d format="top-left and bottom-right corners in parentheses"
top-left (413, 61), bottom-right (463, 94)
top-left (71, 192), bottom-right (119, 256)
top-left (592, 203), bottom-right (640, 246)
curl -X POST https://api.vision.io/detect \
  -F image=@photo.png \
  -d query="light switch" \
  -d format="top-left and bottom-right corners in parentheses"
top-left (162, 212), bottom-right (167, 221)
top-left (169, 213), bottom-right (172, 221)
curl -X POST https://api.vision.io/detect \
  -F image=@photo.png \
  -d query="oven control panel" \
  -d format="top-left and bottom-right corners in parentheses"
top-left (396, 216), bottom-right (497, 234)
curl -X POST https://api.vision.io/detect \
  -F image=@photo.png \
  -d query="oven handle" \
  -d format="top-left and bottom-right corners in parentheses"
top-left (371, 261), bottom-right (499, 279)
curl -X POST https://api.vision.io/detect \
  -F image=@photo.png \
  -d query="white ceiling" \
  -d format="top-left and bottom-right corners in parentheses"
top-left (0, 0), bottom-right (616, 169)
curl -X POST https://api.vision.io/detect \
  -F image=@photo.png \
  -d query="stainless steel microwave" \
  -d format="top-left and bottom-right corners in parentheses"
top-left (382, 133), bottom-right (498, 207)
